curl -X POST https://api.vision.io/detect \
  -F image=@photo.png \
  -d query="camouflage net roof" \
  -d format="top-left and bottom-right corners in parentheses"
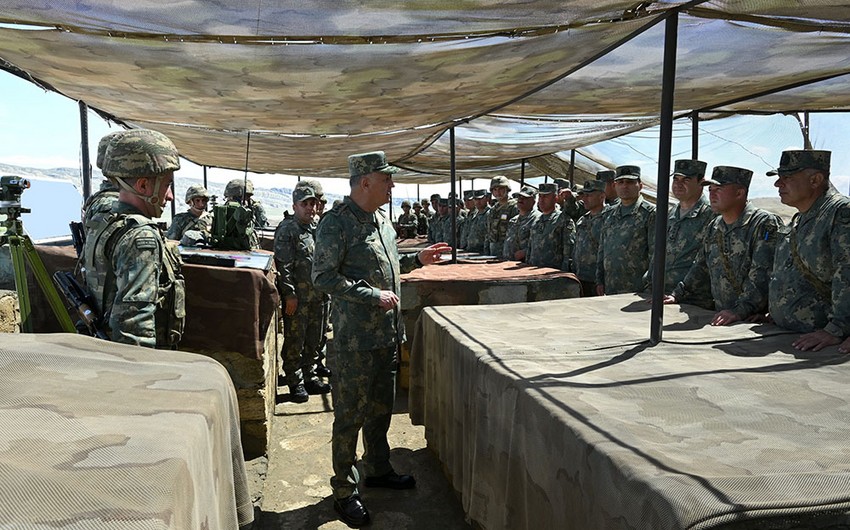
top-left (1, 1), bottom-right (850, 182)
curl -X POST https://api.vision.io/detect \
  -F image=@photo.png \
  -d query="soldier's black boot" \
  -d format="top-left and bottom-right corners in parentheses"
top-left (305, 379), bottom-right (331, 395)
top-left (289, 384), bottom-right (309, 403)
top-left (315, 361), bottom-right (332, 377)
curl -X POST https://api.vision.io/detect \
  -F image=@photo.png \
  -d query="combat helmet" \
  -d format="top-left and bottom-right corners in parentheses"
top-left (185, 185), bottom-right (210, 205)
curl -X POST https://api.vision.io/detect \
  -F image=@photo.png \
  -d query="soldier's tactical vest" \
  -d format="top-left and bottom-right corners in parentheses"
top-left (83, 212), bottom-right (185, 347)
top-left (210, 202), bottom-right (256, 250)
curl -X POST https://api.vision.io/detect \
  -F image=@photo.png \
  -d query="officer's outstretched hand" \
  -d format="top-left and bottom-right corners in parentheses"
top-left (417, 243), bottom-right (452, 265)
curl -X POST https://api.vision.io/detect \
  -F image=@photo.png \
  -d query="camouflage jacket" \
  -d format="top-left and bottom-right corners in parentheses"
top-left (312, 197), bottom-right (421, 351)
top-left (528, 208), bottom-right (575, 270)
top-left (597, 196), bottom-right (656, 294)
top-left (251, 199), bottom-right (268, 228)
top-left (487, 199), bottom-right (519, 247)
top-left (427, 213), bottom-right (445, 244)
top-left (396, 212), bottom-right (418, 238)
top-left (416, 212), bottom-right (429, 235)
top-left (274, 217), bottom-right (322, 304)
top-left (83, 189), bottom-right (119, 227)
top-left (561, 194), bottom-right (587, 222)
top-left (84, 201), bottom-right (185, 349)
top-left (769, 191), bottom-right (850, 336)
top-left (465, 207), bottom-right (491, 252)
top-left (459, 209), bottom-right (476, 249)
top-left (166, 210), bottom-right (212, 241)
top-left (502, 210), bottom-right (540, 260)
top-left (573, 208), bottom-right (605, 283)
top-left (662, 195), bottom-right (715, 298)
top-left (673, 203), bottom-right (781, 318)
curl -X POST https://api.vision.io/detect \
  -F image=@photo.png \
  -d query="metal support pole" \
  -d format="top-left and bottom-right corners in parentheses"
top-left (170, 180), bottom-right (176, 218)
top-left (449, 127), bottom-right (458, 263)
top-left (569, 149), bottom-right (576, 186)
top-left (691, 111), bottom-right (699, 159)
top-left (203, 166), bottom-right (208, 189)
top-left (79, 101), bottom-right (92, 200)
top-left (650, 12), bottom-right (679, 346)
top-left (520, 158), bottom-right (526, 186)
top-left (417, 184), bottom-right (420, 202)
top-left (803, 111), bottom-right (812, 149)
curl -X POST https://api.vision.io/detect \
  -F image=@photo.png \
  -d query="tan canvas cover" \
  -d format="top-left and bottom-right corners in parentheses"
top-left (1, 2), bottom-right (850, 179)
top-left (0, 333), bottom-right (253, 528)
top-left (410, 294), bottom-right (850, 529)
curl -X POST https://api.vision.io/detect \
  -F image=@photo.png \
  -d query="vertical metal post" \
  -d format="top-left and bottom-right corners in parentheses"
top-left (417, 184), bottom-right (420, 202)
top-left (803, 111), bottom-right (812, 149)
top-left (691, 111), bottom-right (699, 159)
top-left (203, 166), bottom-right (208, 189)
top-left (450, 127), bottom-right (458, 263)
top-left (520, 158), bottom-right (526, 186)
top-left (170, 180), bottom-right (176, 218)
top-left (79, 101), bottom-right (92, 200)
top-left (569, 149), bottom-right (576, 186)
top-left (650, 12), bottom-right (679, 346)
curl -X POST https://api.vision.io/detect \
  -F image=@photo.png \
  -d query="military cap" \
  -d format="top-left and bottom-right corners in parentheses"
top-left (490, 175), bottom-right (510, 190)
top-left (552, 178), bottom-right (571, 191)
top-left (596, 170), bottom-right (616, 182)
top-left (401, 200), bottom-right (412, 207)
top-left (766, 150), bottom-right (831, 176)
top-left (438, 198), bottom-right (450, 207)
top-left (101, 129), bottom-right (180, 180)
top-left (348, 151), bottom-right (399, 179)
top-left (578, 180), bottom-right (606, 194)
top-left (463, 190), bottom-right (475, 200)
top-left (538, 183), bottom-right (558, 195)
top-left (412, 201), bottom-right (421, 208)
top-left (96, 131), bottom-right (124, 170)
top-left (185, 184), bottom-right (209, 204)
top-left (672, 159), bottom-right (707, 179)
top-left (295, 178), bottom-right (324, 197)
top-left (703, 166), bottom-right (753, 188)
top-left (614, 165), bottom-right (641, 181)
top-left (473, 189), bottom-right (489, 199)
top-left (512, 185), bottom-right (538, 199)
top-left (293, 185), bottom-right (317, 203)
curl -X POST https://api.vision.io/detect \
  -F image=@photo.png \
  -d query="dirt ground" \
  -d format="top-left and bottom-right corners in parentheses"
top-left (248, 374), bottom-right (473, 530)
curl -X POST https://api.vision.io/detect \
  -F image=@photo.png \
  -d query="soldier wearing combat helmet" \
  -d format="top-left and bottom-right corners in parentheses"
top-left (166, 185), bottom-right (212, 243)
top-left (486, 175), bottom-right (518, 255)
top-left (82, 129), bottom-right (185, 349)
top-left (396, 199), bottom-right (418, 239)
top-left (82, 131), bottom-right (124, 229)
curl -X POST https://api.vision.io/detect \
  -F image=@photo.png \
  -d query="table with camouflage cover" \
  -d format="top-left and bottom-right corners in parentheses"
top-left (0, 333), bottom-right (253, 528)
top-left (410, 294), bottom-right (850, 530)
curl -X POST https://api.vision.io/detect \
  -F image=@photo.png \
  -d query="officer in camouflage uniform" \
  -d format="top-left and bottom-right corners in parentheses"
top-left (82, 131), bottom-right (124, 229)
top-left (396, 200), bottom-right (418, 238)
top-left (427, 196), bottom-right (446, 244)
top-left (413, 201), bottom-right (428, 235)
top-left (502, 185), bottom-right (539, 260)
top-left (597, 169), bottom-right (620, 209)
top-left (166, 185), bottom-right (212, 242)
top-left (656, 159), bottom-right (715, 308)
top-left (527, 183), bottom-right (575, 270)
top-left (465, 189), bottom-right (491, 253)
top-left (666, 166), bottom-right (782, 325)
top-left (596, 165), bottom-right (656, 295)
top-left (766, 150), bottom-right (850, 352)
top-left (486, 175), bottom-right (519, 255)
top-left (572, 180), bottom-right (607, 297)
top-left (312, 151), bottom-right (450, 528)
top-left (83, 129), bottom-right (185, 349)
top-left (274, 185), bottom-right (332, 403)
top-left (458, 190), bottom-right (476, 248)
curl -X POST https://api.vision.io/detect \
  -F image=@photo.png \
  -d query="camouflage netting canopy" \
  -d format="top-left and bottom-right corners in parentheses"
top-left (1, 1), bottom-right (850, 182)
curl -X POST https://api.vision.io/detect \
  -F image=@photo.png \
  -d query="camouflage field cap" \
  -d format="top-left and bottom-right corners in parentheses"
top-left (766, 150), bottom-right (831, 176)
top-left (438, 198), bottom-right (450, 207)
top-left (512, 185), bottom-right (538, 199)
top-left (578, 180), bottom-right (606, 194)
top-left (95, 131), bottom-right (124, 170)
top-left (184, 184), bottom-right (209, 204)
top-left (348, 151), bottom-right (400, 178)
top-left (552, 177), bottom-right (570, 191)
top-left (101, 129), bottom-right (180, 179)
top-left (293, 185), bottom-right (317, 203)
top-left (490, 175), bottom-right (510, 190)
top-left (596, 170), bottom-right (616, 182)
top-left (703, 166), bottom-right (753, 188)
top-left (296, 178), bottom-right (324, 197)
top-left (672, 159), bottom-right (707, 179)
top-left (463, 190), bottom-right (475, 200)
top-left (614, 165), bottom-right (641, 181)
top-left (401, 200), bottom-right (412, 207)
top-left (538, 183), bottom-right (558, 195)
top-left (473, 189), bottom-right (489, 199)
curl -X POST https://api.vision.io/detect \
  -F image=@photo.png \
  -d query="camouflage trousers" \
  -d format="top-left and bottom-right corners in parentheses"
top-left (330, 346), bottom-right (397, 499)
top-left (317, 298), bottom-right (330, 363)
top-left (280, 299), bottom-right (323, 387)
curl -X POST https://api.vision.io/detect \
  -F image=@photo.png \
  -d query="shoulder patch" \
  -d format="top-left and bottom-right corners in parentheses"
top-left (838, 205), bottom-right (850, 225)
top-left (134, 237), bottom-right (159, 250)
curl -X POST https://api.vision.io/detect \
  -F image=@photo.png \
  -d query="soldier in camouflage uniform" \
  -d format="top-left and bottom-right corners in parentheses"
top-left (502, 185), bottom-right (540, 260)
top-left (665, 166), bottom-right (782, 325)
top-left (427, 195), bottom-right (445, 244)
top-left (656, 159), bottom-right (715, 308)
top-left (572, 180), bottom-right (607, 297)
top-left (597, 169), bottom-right (620, 209)
top-left (83, 129), bottom-right (185, 349)
top-left (465, 189), bottom-right (491, 253)
top-left (166, 185), bottom-right (212, 243)
top-left (274, 186), bottom-right (331, 403)
top-left (396, 200), bottom-right (418, 238)
top-left (458, 190), bottom-right (476, 248)
top-left (527, 183), bottom-right (575, 270)
top-left (221, 179), bottom-right (260, 249)
top-left (596, 165), bottom-right (656, 295)
top-left (486, 175), bottom-right (519, 255)
top-left (554, 177), bottom-right (587, 222)
top-left (240, 180), bottom-right (268, 229)
top-left (82, 131), bottom-right (124, 229)
top-left (312, 151), bottom-right (450, 528)
top-left (413, 201), bottom-right (428, 235)
top-left (766, 150), bottom-right (850, 352)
